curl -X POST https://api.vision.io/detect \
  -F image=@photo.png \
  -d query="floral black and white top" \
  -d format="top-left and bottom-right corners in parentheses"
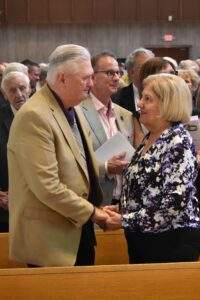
top-left (121, 122), bottom-right (200, 233)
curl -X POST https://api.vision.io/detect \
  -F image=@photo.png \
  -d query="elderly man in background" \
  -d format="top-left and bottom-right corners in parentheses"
top-left (0, 71), bottom-right (30, 232)
top-left (81, 52), bottom-right (144, 206)
top-left (112, 48), bottom-right (154, 117)
top-left (8, 44), bottom-right (119, 267)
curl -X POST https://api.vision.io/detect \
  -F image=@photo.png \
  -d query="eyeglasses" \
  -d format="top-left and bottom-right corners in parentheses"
top-left (94, 70), bottom-right (120, 78)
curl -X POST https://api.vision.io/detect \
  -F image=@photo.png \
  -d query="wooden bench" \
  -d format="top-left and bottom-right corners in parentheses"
top-left (0, 230), bottom-right (128, 268)
top-left (0, 262), bottom-right (200, 299)
top-left (95, 229), bottom-right (129, 265)
top-left (0, 233), bottom-right (26, 268)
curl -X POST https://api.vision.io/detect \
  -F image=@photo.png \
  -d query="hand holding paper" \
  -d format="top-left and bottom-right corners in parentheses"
top-left (95, 132), bottom-right (135, 164)
top-left (107, 152), bottom-right (129, 175)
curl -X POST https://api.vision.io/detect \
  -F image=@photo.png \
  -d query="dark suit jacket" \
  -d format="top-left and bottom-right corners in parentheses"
top-left (111, 83), bottom-right (139, 118)
top-left (0, 89), bottom-right (8, 109)
top-left (0, 104), bottom-right (13, 227)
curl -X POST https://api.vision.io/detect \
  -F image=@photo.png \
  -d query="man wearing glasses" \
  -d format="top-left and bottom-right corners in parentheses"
top-left (81, 52), bottom-right (143, 206)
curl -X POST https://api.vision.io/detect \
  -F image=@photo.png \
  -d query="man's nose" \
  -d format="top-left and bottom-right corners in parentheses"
top-left (113, 72), bottom-right (120, 80)
top-left (15, 88), bottom-right (23, 97)
top-left (88, 77), bottom-right (93, 89)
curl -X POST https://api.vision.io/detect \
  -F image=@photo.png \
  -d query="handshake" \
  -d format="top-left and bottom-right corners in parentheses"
top-left (91, 205), bottom-right (122, 231)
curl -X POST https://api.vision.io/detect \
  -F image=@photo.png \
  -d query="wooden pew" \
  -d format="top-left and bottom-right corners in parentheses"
top-left (95, 229), bottom-right (129, 265)
top-left (0, 262), bottom-right (200, 299)
top-left (0, 230), bottom-right (128, 268)
top-left (0, 233), bottom-right (26, 268)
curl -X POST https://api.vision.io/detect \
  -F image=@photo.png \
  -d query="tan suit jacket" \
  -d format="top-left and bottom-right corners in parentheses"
top-left (8, 85), bottom-right (102, 267)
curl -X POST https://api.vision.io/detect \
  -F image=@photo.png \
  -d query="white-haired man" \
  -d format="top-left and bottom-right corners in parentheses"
top-left (0, 71), bottom-right (30, 232)
top-left (8, 44), bottom-right (120, 267)
top-left (112, 48), bottom-right (154, 117)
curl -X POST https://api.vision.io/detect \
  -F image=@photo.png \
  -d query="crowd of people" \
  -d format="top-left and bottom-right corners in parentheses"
top-left (0, 44), bottom-right (200, 266)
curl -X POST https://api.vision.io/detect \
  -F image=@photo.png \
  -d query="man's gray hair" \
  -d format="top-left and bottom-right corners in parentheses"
top-left (1, 71), bottom-right (30, 91)
top-left (3, 62), bottom-right (28, 76)
top-left (47, 44), bottom-right (91, 84)
top-left (125, 47), bottom-right (154, 71)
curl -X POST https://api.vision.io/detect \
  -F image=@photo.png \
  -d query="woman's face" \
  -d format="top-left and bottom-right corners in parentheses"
top-left (139, 84), bottom-right (164, 130)
top-left (183, 77), bottom-right (193, 92)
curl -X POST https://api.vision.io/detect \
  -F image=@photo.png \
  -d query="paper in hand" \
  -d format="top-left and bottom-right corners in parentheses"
top-left (95, 132), bottom-right (135, 163)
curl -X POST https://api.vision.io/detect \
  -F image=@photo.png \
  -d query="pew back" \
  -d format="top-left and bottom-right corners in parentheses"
top-left (0, 230), bottom-right (128, 268)
top-left (0, 262), bottom-right (200, 300)
top-left (95, 229), bottom-right (129, 264)
top-left (0, 233), bottom-right (26, 268)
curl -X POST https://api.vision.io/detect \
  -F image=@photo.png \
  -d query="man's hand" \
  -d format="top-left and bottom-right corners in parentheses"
top-left (91, 207), bottom-right (109, 227)
top-left (107, 152), bottom-right (129, 175)
top-left (0, 191), bottom-right (9, 210)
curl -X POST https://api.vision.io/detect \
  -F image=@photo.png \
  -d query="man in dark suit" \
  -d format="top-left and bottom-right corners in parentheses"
top-left (0, 71), bottom-right (30, 232)
top-left (21, 59), bottom-right (41, 96)
top-left (112, 48), bottom-right (154, 117)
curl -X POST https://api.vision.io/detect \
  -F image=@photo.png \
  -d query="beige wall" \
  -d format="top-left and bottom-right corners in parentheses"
top-left (0, 22), bottom-right (199, 62)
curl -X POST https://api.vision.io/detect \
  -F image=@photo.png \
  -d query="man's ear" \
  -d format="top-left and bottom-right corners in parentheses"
top-left (58, 72), bottom-right (66, 85)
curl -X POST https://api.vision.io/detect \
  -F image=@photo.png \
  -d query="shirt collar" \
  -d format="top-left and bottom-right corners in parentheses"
top-left (90, 92), bottom-right (115, 115)
top-left (10, 105), bottom-right (17, 115)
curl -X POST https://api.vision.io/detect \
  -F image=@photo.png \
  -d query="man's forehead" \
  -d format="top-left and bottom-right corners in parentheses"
top-left (6, 78), bottom-right (27, 88)
top-left (29, 66), bottom-right (40, 73)
top-left (135, 53), bottom-right (152, 66)
top-left (97, 56), bottom-right (118, 68)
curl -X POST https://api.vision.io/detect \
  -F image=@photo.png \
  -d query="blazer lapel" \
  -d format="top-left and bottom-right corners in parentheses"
top-left (81, 98), bottom-right (107, 146)
top-left (43, 86), bottom-right (89, 181)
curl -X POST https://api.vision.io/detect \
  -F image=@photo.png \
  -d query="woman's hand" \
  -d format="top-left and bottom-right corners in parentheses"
top-left (103, 208), bottom-right (122, 231)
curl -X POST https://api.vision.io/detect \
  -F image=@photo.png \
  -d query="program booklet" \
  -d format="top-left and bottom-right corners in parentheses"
top-left (95, 132), bottom-right (135, 164)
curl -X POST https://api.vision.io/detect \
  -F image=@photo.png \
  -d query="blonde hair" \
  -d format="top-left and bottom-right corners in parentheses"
top-left (143, 74), bottom-right (192, 123)
top-left (178, 69), bottom-right (199, 90)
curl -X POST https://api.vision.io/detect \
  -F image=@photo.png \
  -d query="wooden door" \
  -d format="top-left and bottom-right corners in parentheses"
top-left (147, 47), bottom-right (190, 63)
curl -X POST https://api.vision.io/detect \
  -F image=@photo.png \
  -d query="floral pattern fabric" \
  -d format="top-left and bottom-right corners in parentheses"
top-left (121, 123), bottom-right (200, 233)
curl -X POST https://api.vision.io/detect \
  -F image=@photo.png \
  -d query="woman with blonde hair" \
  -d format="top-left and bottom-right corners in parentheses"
top-left (105, 74), bottom-right (200, 263)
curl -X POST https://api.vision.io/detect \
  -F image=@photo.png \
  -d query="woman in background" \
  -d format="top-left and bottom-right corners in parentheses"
top-left (138, 57), bottom-right (176, 96)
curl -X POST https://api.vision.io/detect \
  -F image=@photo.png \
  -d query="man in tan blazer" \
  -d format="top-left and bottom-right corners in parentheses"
top-left (8, 44), bottom-right (118, 267)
